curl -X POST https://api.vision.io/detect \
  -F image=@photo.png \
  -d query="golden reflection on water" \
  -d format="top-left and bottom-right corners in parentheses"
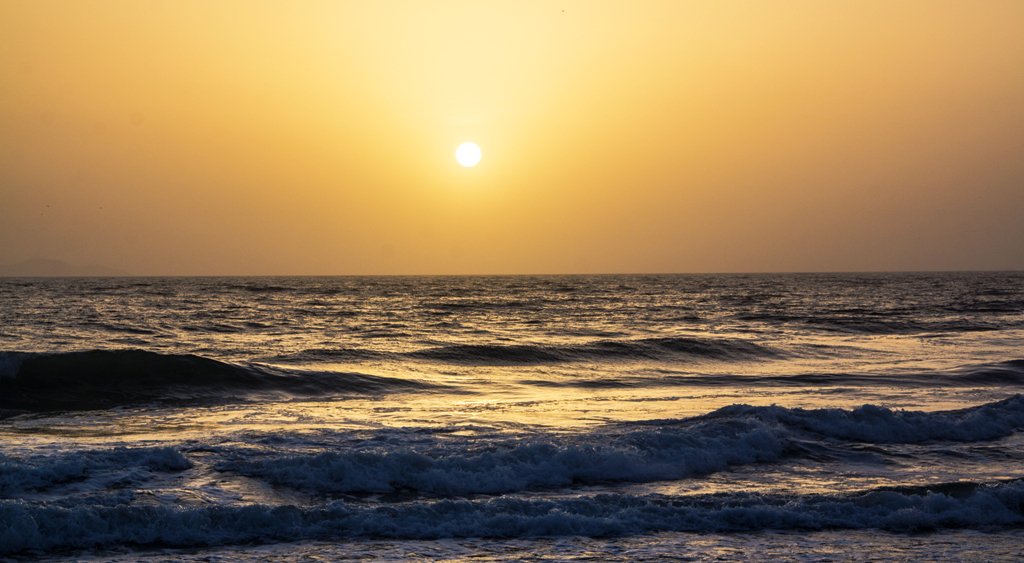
top-left (0, 383), bottom-right (1000, 450)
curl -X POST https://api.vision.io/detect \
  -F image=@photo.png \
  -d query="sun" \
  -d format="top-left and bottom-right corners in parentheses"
top-left (455, 142), bottom-right (482, 167)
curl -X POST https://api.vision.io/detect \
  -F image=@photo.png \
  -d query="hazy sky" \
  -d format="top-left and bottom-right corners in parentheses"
top-left (2, 0), bottom-right (1023, 274)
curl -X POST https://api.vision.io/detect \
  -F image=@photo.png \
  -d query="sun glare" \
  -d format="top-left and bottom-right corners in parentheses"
top-left (455, 142), bottom-right (482, 167)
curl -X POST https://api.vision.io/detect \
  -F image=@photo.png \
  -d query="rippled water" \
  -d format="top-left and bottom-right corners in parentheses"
top-left (1, 273), bottom-right (1023, 560)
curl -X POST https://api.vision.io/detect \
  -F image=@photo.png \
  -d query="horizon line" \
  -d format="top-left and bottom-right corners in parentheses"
top-left (2, 268), bottom-right (1022, 279)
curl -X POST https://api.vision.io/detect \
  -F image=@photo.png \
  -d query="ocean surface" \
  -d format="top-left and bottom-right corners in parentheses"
top-left (1, 272), bottom-right (1023, 560)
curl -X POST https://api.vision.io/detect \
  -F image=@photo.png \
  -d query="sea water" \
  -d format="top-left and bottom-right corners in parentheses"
top-left (1, 273), bottom-right (1023, 560)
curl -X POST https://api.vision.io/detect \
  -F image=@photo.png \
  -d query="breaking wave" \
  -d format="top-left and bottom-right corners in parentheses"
top-left (216, 419), bottom-right (788, 496)
top-left (3, 480), bottom-right (1023, 554)
top-left (2, 396), bottom-right (1024, 555)
top-left (693, 393), bottom-right (1024, 444)
top-left (215, 396), bottom-right (1024, 497)
top-left (0, 447), bottom-right (191, 497)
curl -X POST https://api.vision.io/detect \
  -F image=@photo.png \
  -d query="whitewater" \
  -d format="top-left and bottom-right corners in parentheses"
top-left (1, 272), bottom-right (1023, 560)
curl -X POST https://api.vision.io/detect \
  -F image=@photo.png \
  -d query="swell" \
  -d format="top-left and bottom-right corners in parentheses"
top-left (268, 337), bottom-right (778, 368)
top-left (733, 312), bottom-right (1012, 335)
top-left (3, 480), bottom-right (1023, 553)
top-left (271, 336), bottom-right (779, 367)
top-left (407, 336), bottom-right (779, 365)
top-left (521, 359), bottom-right (1024, 389)
top-left (0, 350), bottom-right (438, 414)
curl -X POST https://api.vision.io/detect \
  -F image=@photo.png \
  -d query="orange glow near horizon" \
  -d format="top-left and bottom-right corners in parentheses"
top-left (1, 1), bottom-right (1023, 275)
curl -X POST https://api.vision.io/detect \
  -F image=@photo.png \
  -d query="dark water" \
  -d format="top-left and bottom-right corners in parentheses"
top-left (1, 273), bottom-right (1023, 560)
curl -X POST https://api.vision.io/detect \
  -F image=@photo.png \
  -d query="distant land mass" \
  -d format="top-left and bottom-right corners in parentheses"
top-left (0, 259), bottom-right (129, 277)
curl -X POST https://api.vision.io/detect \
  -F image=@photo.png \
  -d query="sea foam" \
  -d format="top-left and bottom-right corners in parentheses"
top-left (2, 480), bottom-right (1023, 554)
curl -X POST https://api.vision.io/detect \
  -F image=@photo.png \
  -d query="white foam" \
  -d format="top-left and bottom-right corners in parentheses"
top-left (709, 394), bottom-right (1024, 443)
top-left (2, 481), bottom-right (1023, 554)
top-left (0, 447), bottom-right (191, 497)
top-left (218, 417), bottom-right (787, 496)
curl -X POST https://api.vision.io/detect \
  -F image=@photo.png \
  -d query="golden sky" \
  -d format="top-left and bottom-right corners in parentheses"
top-left (2, 0), bottom-right (1023, 274)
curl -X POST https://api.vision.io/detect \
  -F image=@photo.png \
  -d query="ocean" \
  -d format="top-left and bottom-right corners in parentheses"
top-left (1, 272), bottom-right (1023, 560)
